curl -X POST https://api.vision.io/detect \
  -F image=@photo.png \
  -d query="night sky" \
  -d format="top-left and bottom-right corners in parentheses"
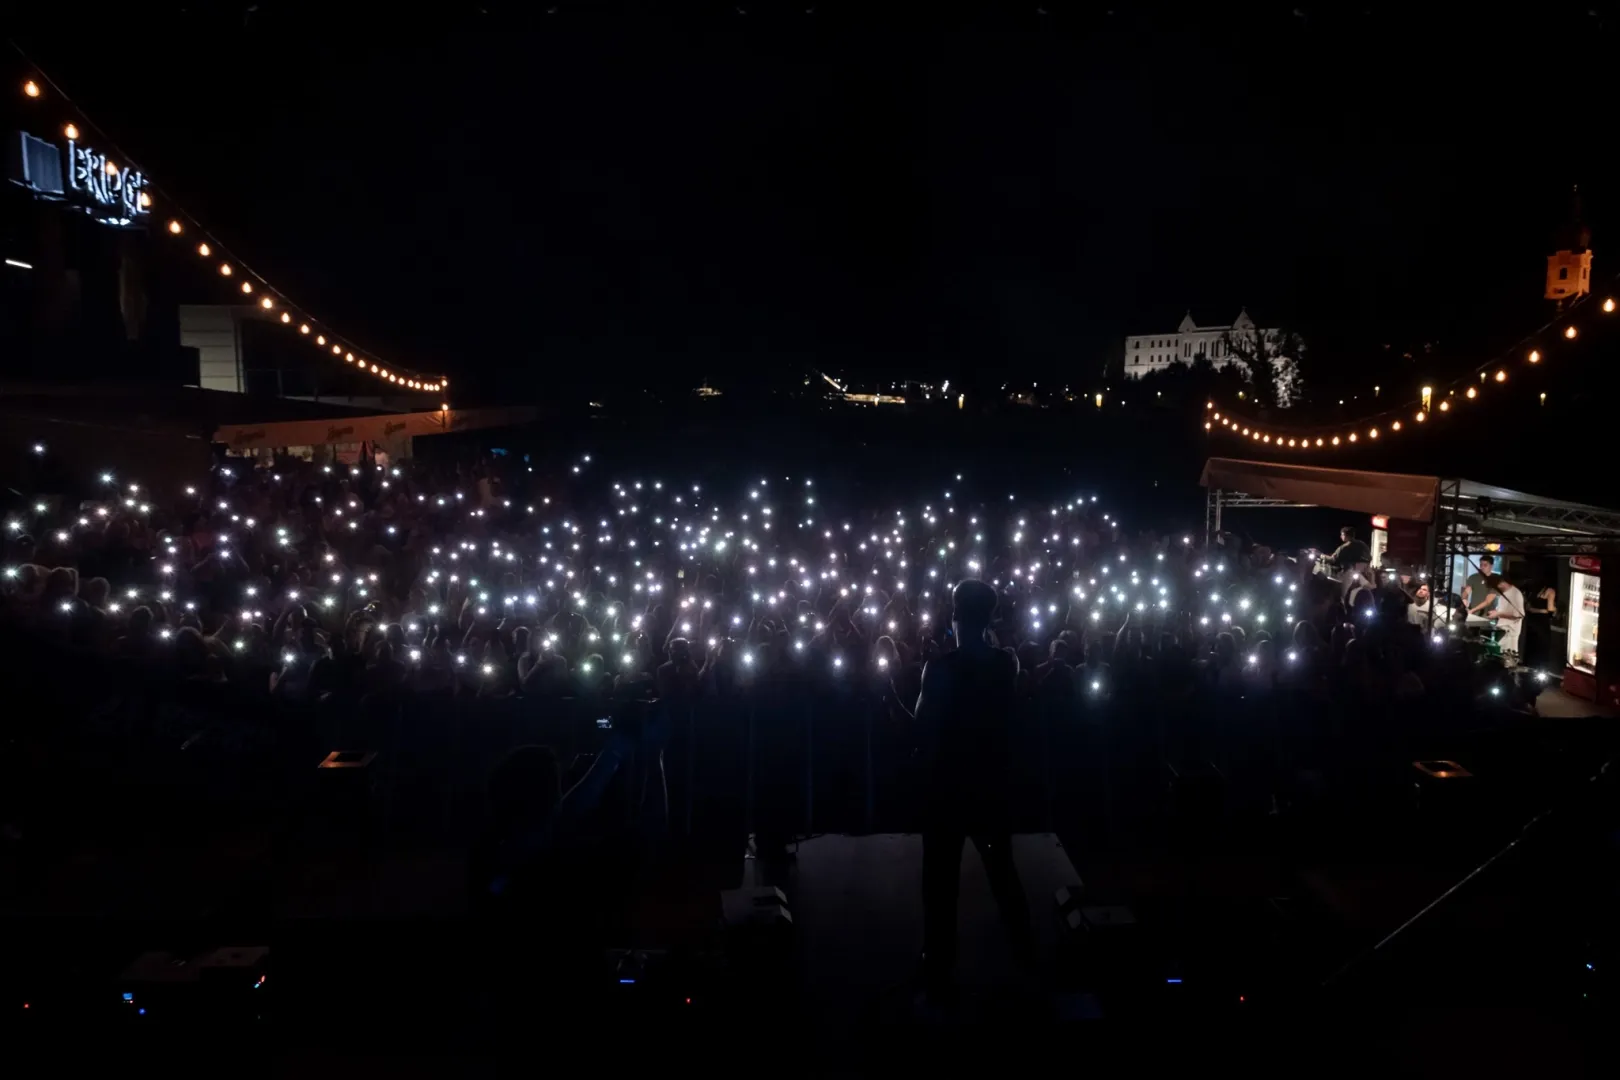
top-left (12, 5), bottom-right (1614, 405)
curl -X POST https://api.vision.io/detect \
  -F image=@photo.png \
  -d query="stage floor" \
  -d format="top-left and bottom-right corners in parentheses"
top-left (739, 833), bottom-right (1082, 1034)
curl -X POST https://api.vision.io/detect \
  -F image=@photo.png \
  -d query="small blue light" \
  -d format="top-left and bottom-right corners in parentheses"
top-left (122, 993), bottom-right (133, 1001)
top-left (1166, 978), bottom-right (1182, 984)
top-left (618, 978), bottom-right (636, 985)
top-left (1587, 963), bottom-right (1595, 970)
top-left (138, 1008), bottom-right (146, 1016)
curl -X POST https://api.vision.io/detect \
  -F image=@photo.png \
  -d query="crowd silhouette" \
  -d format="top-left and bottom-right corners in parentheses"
top-left (1, 445), bottom-right (1540, 1011)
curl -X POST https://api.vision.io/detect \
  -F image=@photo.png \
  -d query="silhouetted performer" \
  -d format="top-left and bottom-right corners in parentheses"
top-left (914, 579), bottom-right (1036, 1002)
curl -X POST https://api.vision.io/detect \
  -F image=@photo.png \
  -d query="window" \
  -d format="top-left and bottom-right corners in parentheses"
top-left (1559, 267), bottom-right (1569, 280)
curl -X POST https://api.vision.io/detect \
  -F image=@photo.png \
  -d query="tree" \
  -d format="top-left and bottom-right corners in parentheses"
top-left (1221, 328), bottom-right (1305, 409)
top-left (1134, 350), bottom-right (1247, 408)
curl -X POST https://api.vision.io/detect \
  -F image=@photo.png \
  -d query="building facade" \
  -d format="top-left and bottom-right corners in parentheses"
top-left (1122, 308), bottom-right (1298, 405)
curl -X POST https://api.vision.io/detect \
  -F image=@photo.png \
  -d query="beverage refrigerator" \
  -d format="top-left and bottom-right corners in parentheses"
top-left (1562, 558), bottom-right (1601, 701)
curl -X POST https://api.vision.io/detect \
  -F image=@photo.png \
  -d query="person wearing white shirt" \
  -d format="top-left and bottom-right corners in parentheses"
top-left (1484, 572), bottom-right (1526, 659)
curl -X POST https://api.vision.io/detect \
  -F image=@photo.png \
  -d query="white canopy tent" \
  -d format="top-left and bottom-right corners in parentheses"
top-left (1199, 457), bottom-right (1620, 554)
top-left (1201, 457), bottom-right (1620, 641)
top-left (1199, 458), bottom-right (1441, 525)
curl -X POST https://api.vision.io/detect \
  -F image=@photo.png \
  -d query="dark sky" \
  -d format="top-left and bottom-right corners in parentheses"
top-left (13, 5), bottom-right (1614, 404)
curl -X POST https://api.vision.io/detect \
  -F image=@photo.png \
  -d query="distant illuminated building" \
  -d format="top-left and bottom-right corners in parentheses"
top-left (1545, 186), bottom-right (1592, 308)
top-left (1122, 307), bottom-right (1298, 405)
top-left (812, 368), bottom-right (909, 406)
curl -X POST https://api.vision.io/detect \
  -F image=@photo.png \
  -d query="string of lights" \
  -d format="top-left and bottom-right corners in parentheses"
top-left (15, 62), bottom-right (449, 398)
top-left (1201, 279), bottom-right (1615, 450)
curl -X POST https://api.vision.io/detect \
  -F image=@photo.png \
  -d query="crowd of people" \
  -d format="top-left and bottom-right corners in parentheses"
top-left (1, 441), bottom-right (1556, 1016)
top-left (3, 446), bottom-right (1518, 718)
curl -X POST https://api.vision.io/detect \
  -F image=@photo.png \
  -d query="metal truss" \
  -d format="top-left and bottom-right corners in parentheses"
top-left (1436, 481), bottom-right (1620, 556)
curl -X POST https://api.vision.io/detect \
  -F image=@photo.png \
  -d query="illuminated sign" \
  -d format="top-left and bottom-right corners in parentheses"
top-left (1370, 515), bottom-right (1389, 530)
top-left (7, 130), bottom-right (150, 227)
top-left (65, 137), bottom-right (148, 221)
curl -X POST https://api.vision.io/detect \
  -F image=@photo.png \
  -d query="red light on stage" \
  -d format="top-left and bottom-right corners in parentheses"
top-left (1371, 515), bottom-right (1389, 530)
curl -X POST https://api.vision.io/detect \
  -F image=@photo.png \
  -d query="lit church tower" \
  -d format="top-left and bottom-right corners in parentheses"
top-left (1545, 186), bottom-right (1592, 309)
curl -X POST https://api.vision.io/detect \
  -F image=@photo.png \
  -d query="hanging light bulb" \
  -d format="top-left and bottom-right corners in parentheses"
top-left (1348, 433), bottom-right (1358, 443)
top-left (104, 160), bottom-right (118, 175)
top-left (1439, 400), bottom-right (1450, 412)
top-left (219, 263), bottom-right (232, 276)
top-left (1331, 436), bottom-right (1341, 446)
top-left (316, 335), bottom-right (326, 345)
top-left (1565, 326), bottom-right (1578, 340)
top-left (167, 220), bottom-right (182, 235)
top-left (1494, 369), bottom-right (1506, 383)
top-left (1604, 298), bottom-right (1615, 313)
top-left (1540, 392), bottom-right (1547, 405)
top-left (1465, 387), bottom-right (1477, 399)
top-left (1415, 411), bottom-right (1426, 422)
top-left (1391, 421), bottom-right (1401, 432)
top-left (23, 80), bottom-right (41, 98)
top-left (64, 123), bottom-right (79, 140)
top-left (332, 344), bottom-right (342, 355)
top-left (1315, 438), bottom-right (1325, 447)
top-left (299, 324), bottom-right (310, 334)
top-left (240, 281), bottom-right (253, 294)
top-left (198, 242), bottom-right (211, 257)
top-left (1369, 428), bottom-right (1379, 439)
top-left (138, 192), bottom-right (151, 208)
top-left (1528, 350), bottom-right (1540, 364)
top-left (279, 312), bottom-right (291, 324)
